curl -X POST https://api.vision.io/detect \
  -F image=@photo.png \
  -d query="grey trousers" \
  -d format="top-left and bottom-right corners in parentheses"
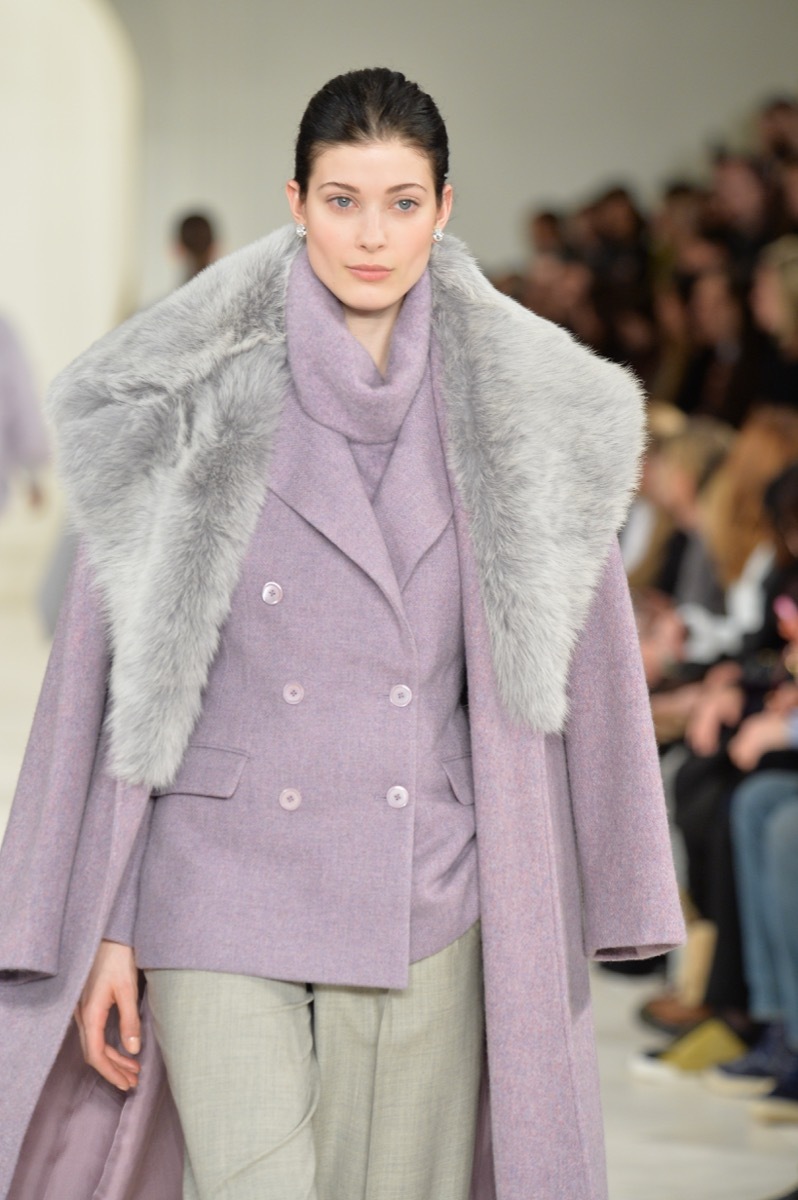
top-left (144, 920), bottom-right (484, 1200)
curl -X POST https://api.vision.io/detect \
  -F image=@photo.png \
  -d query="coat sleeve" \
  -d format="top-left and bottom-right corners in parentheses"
top-left (563, 539), bottom-right (686, 960)
top-left (102, 805), bottom-right (151, 946)
top-left (0, 545), bottom-right (109, 979)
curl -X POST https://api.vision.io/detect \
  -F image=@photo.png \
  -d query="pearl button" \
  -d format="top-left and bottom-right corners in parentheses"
top-left (283, 682), bottom-right (304, 705)
top-left (387, 785), bottom-right (409, 808)
top-left (390, 685), bottom-right (413, 707)
top-left (279, 788), bottom-right (302, 811)
top-left (262, 582), bottom-right (283, 604)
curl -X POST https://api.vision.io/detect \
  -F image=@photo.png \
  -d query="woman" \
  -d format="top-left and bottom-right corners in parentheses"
top-left (0, 69), bottom-right (683, 1200)
top-left (751, 234), bottom-right (798, 407)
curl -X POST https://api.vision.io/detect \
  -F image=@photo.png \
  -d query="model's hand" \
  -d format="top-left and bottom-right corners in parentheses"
top-left (74, 939), bottom-right (141, 1091)
top-left (728, 711), bottom-right (790, 772)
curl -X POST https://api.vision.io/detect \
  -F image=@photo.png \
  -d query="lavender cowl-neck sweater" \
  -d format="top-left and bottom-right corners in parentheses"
top-left (104, 250), bottom-right (478, 983)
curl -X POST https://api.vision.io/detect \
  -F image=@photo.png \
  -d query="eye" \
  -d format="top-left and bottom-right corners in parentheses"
top-left (395, 198), bottom-right (419, 212)
top-left (331, 196), bottom-right (354, 209)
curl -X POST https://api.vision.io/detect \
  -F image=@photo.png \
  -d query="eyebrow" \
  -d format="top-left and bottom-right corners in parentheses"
top-left (317, 181), bottom-right (428, 194)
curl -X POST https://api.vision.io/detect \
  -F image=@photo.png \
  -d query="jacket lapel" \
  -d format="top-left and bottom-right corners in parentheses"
top-left (268, 390), bottom-right (406, 616)
top-left (372, 369), bottom-right (453, 594)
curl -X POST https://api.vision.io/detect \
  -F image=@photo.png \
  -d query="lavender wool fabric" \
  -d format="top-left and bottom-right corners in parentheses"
top-left (0, 230), bottom-right (685, 1200)
top-left (103, 249), bottom-right (479, 982)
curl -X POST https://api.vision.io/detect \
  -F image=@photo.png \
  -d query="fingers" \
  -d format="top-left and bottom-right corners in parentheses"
top-left (81, 986), bottom-right (141, 1091)
top-left (117, 977), bottom-right (142, 1059)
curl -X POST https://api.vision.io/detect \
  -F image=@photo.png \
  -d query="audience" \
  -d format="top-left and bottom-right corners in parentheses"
top-left (506, 92), bottom-right (798, 1197)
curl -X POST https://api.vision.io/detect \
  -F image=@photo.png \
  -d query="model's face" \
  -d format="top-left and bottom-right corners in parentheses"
top-left (286, 139), bottom-right (452, 321)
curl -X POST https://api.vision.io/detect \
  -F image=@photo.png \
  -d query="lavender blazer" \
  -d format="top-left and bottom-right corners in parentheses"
top-left (0, 228), bottom-right (685, 1200)
top-left (105, 369), bottom-right (479, 981)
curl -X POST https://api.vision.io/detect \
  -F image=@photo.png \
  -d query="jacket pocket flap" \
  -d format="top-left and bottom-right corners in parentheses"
top-left (152, 744), bottom-right (248, 799)
top-left (442, 754), bottom-right (475, 805)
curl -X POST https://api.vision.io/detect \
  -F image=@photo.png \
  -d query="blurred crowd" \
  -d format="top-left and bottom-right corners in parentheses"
top-left (503, 92), bottom-right (798, 1197)
top-left (494, 93), bottom-right (798, 430)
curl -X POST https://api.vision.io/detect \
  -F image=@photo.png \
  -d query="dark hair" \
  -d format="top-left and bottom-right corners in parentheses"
top-left (175, 212), bottom-right (217, 279)
top-left (765, 460), bottom-right (798, 536)
top-left (294, 68), bottom-right (449, 201)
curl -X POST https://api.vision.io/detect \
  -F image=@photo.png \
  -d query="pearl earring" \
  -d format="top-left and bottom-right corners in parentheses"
top-left (432, 228), bottom-right (444, 243)
top-left (296, 223), bottom-right (307, 239)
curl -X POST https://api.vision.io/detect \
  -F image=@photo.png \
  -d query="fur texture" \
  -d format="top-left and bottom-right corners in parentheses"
top-left (47, 226), bottom-right (645, 787)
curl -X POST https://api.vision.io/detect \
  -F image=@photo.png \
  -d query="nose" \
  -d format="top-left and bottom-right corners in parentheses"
top-left (357, 208), bottom-right (387, 252)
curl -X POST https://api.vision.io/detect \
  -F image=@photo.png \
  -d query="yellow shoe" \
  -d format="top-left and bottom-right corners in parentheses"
top-left (629, 1019), bottom-right (747, 1082)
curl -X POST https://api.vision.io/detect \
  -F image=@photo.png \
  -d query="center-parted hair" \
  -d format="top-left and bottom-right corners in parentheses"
top-left (294, 68), bottom-right (449, 201)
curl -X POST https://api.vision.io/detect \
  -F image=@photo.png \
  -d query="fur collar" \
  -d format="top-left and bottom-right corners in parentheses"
top-left (48, 225), bottom-right (644, 787)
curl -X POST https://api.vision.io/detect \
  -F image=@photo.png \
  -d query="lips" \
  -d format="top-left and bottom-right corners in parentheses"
top-left (348, 265), bottom-right (393, 281)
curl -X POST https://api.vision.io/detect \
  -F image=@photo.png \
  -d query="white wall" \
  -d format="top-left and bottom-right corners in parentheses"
top-left (110, 0), bottom-right (798, 303)
top-left (0, 0), bottom-right (140, 385)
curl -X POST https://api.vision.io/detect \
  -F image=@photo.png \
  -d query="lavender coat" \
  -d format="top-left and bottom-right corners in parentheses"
top-left (0, 228), bottom-right (685, 1200)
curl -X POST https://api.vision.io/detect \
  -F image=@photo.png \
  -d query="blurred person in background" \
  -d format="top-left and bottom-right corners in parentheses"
top-left (0, 315), bottom-right (47, 515)
top-left (634, 461), bottom-right (798, 1059)
top-left (174, 210), bottom-right (219, 284)
top-left (642, 453), bottom-right (798, 1040)
top-left (704, 153), bottom-right (779, 287)
top-left (650, 181), bottom-right (707, 287)
top-left (525, 206), bottom-right (566, 258)
top-left (679, 407), bottom-right (798, 661)
top-left (754, 95), bottom-right (798, 185)
top-left (674, 266), bottom-right (763, 427)
top-left (644, 415), bottom-right (734, 611)
top-left (621, 400), bottom-right (687, 588)
top-left (649, 283), bottom-right (693, 406)
top-left (775, 156), bottom-right (798, 236)
top-left (702, 589), bottom-right (798, 1120)
top-left (751, 235), bottom-right (798, 407)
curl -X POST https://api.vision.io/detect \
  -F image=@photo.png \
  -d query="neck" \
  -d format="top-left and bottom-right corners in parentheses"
top-left (344, 298), bottom-right (404, 377)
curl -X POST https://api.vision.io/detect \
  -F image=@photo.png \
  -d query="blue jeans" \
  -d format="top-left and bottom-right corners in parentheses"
top-left (731, 771), bottom-right (798, 1049)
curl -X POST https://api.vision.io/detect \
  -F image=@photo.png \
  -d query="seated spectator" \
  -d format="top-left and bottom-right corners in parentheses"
top-left (525, 207), bottom-right (566, 257)
top-left (755, 95), bottom-right (798, 186)
top-left (621, 401), bottom-right (687, 588)
top-left (650, 181), bottom-right (707, 288)
top-left (703, 622), bottom-right (798, 1124)
top-left (775, 156), bottom-right (798, 237)
top-left (649, 283), bottom-right (692, 406)
top-left (674, 267), bottom-right (763, 428)
top-left (704, 153), bottom-right (780, 287)
top-left (644, 415), bottom-right (734, 610)
top-left (751, 236), bottom-right (798, 407)
top-left (638, 461), bottom-right (798, 1059)
top-left (679, 407), bottom-right (798, 661)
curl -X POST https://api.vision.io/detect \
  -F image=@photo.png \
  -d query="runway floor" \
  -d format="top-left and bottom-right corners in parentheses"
top-left (1, 483), bottom-right (797, 1200)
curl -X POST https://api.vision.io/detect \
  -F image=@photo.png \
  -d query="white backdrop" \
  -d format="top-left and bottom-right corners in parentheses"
top-left (0, 0), bottom-right (140, 385)
top-left (110, 0), bottom-right (798, 304)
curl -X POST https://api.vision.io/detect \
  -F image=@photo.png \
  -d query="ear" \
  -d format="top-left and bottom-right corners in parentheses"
top-left (436, 183), bottom-right (454, 232)
top-left (285, 180), bottom-right (306, 226)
